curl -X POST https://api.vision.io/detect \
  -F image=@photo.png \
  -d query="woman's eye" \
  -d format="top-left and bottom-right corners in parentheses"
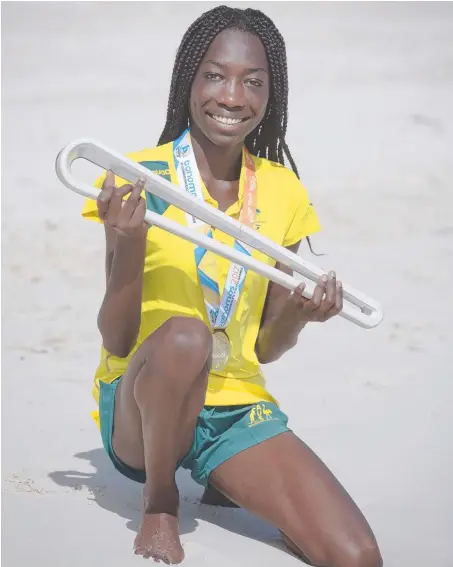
top-left (246, 79), bottom-right (263, 87)
top-left (204, 72), bottom-right (223, 81)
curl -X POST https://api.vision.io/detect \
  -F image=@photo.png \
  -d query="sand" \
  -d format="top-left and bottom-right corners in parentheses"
top-left (2, 2), bottom-right (453, 565)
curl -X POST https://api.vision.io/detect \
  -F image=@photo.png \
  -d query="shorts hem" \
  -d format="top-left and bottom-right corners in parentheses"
top-left (99, 378), bottom-right (147, 484)
top-left (193, 423), bottom-right (292, 487)
top-left (98, 378), bottom-right (193, 484)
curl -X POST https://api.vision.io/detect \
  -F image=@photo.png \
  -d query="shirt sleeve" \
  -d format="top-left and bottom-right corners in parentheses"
top-left (282, 173), bottom-right (322, 247)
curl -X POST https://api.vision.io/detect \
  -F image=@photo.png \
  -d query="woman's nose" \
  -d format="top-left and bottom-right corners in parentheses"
top-left (216, 78), bottom-right (246, 110)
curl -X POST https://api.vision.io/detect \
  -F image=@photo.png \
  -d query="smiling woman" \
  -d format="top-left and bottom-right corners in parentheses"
top-left (189, 29), bottom-right (270, 148)
top-left (80, 5), bottom-right (383, 566)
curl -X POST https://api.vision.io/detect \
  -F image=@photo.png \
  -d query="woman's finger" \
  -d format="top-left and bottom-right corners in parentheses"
top-left (129, 197), bottom-right (147, 228)
top-left (323, 271), bottom-right (337, 311)
top-left (335, 281), bottom-right (343, 313)
top-left (102, 170), bottom-right (115, 191)
top-left (97, 171), bottom-right (115, 219)
top-left (291, 283), bottom-right (306, 302)
top-left (97, 187), bottom-right (113, 219)
top-left (129, 178), bottom-right (146, 203)
top-left (324, 280), bottom-right (343, 319)
top-left (119, 179), bottom-right (146, 219)
top-left (106, 184), bottom-right (134, 227)
top-left (308, 275), bottom-right (327, 310)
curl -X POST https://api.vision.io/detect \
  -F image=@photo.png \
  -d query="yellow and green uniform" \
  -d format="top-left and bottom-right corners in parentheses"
top-left (82, 140), bottom-right (321, 427)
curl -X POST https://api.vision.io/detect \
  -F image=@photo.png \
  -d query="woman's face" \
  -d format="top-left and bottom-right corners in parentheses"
top-left (189, 28), bottom-right (270, 148)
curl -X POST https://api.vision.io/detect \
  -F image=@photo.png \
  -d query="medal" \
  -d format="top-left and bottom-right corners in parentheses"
top-left (211, 330), bottom-right (231, 372)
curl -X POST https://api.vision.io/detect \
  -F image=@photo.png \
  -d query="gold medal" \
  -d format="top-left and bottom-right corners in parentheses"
top-left (211, 330), bottom-right (231, 372)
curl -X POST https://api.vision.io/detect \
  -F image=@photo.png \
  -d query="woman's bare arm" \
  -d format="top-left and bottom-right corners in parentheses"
top-left (256, 242), bottom-right (342, 364)
top-left (255, 242), bottom-right (305, 363)
top-left (96, 173), bottom-right (148, 358)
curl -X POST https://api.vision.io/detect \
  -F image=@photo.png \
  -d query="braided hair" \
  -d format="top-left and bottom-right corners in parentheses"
top-left (158, 5), bottom-right (318, 253)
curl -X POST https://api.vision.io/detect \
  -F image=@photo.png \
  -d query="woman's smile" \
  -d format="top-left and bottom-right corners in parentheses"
top-left (206, 112), bottom-right (250, 128)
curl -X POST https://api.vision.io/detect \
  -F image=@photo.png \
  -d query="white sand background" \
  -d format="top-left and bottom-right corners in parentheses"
top-left (2, 1), bottom-right (453, 565)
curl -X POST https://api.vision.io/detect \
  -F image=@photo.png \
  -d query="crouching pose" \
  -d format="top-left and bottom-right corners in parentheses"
top-left (81, 5), bottom-right (383, 566)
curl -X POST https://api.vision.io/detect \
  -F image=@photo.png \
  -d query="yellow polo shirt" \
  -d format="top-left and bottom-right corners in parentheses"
top-left (81, 140), bottom-right (321, 421)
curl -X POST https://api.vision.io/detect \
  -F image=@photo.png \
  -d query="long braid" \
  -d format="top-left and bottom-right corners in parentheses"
top-left (158, 5), bottom-right (319, 254)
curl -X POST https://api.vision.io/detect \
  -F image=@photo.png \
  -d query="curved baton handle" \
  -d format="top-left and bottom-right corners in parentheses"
top-left (55, 138), bottom-right (384, 329)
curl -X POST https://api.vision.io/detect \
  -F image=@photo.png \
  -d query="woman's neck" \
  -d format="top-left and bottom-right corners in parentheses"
top-left (190, 123), bottom-right (243, 182)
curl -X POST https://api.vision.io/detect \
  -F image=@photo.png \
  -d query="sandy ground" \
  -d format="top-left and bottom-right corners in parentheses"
top-left (2, 2), bottom-right (453, 565)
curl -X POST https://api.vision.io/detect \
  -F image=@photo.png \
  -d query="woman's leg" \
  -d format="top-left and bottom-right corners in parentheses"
top-left (209, 431), bottom-right (383, 567)
top-left (110, 316), bottom-right (212, 563)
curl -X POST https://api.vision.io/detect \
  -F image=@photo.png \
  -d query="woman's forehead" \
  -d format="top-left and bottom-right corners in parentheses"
top-left (202, 28), bottom-right (268, 72)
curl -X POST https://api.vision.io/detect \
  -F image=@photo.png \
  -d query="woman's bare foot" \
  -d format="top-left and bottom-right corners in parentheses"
top-left (134, 512), bottom-right (184, 564)
top-left (134, 485), bottom-right (184, 564)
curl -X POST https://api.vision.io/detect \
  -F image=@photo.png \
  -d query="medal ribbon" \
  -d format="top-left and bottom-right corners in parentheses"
top-left (173, 128), bottom-right (257, 331)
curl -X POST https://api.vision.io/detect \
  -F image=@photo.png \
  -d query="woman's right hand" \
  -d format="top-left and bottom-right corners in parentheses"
top-left (97, 170), bottom-right (148, 239)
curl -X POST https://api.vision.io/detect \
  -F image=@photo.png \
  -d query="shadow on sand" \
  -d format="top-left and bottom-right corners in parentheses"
top-left (48, 448), bottom-right (294, 558)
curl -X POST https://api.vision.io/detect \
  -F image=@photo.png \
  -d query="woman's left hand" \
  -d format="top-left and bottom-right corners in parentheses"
top-left (284, 270), bottom-right (343, 324)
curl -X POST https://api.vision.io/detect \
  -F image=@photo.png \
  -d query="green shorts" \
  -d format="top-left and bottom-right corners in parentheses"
top-left (99, 378), bottom-right (291, 487)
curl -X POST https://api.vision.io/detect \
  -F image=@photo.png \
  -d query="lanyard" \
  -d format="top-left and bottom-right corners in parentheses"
top-left (173, 128), bottom-right (257, 330)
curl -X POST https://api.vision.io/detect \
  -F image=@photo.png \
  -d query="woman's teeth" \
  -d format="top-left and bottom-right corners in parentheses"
top-left (210, 114), bottom-right (244, 125)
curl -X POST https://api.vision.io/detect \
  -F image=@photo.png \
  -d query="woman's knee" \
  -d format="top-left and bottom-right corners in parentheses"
top-left (166, 316), bottom-right (212, 354)
top-left (140, 316), bottom-right (212, 375)
top-left (334, 538), bottom-right (383, 567)
top-left (161, 316), bottom-right (212, 365)
top-left (301, 535), bottom-right (383, 567)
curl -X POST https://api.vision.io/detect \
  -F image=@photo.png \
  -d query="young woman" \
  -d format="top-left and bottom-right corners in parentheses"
top-left (82, 6), bottom-right (382, 567)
